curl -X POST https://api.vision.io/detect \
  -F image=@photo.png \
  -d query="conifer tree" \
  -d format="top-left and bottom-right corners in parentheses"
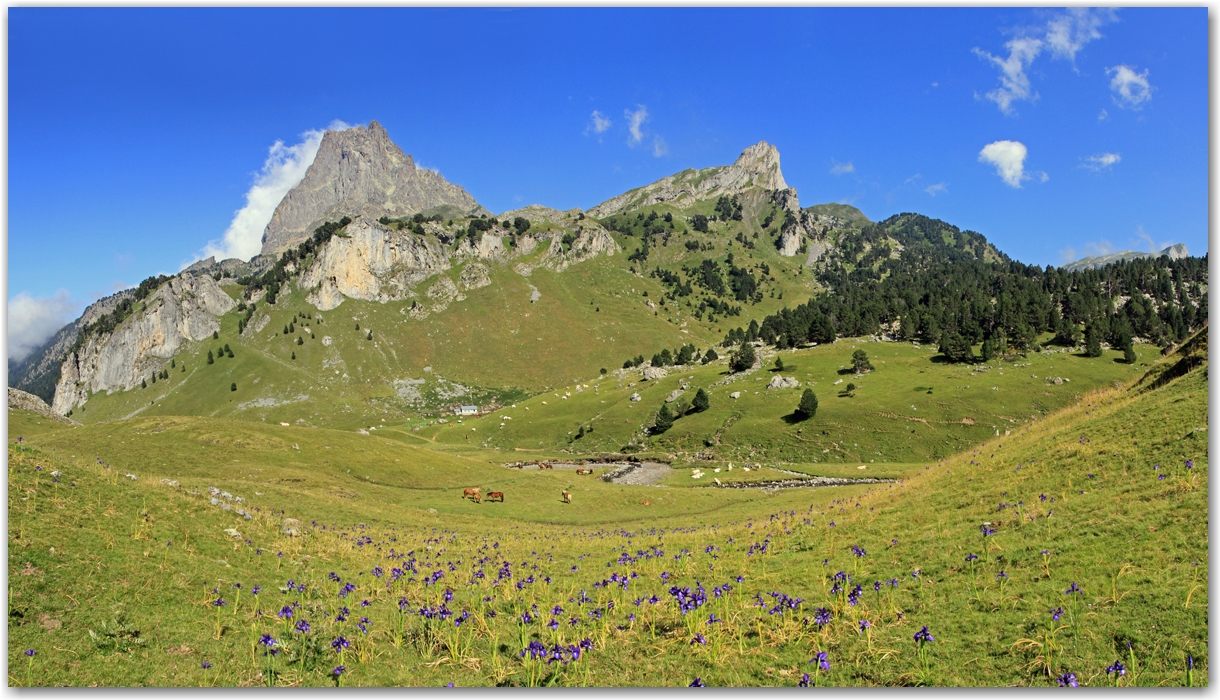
top-left (653, 404), bottom-right (674, 434)
top-left (796, 389), bottom-right (818, 419)
top-left (691, 388), bottom-right (710, 413)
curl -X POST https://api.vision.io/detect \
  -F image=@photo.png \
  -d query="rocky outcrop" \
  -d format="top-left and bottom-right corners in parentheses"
top-left (9, 388), bottom-right (79, 425)
top-left (260, 121), bottom-right (486, 255)
top-left (52, 275), bottom-right (237, 415)
top-left (589, 141), bottom-right (788, 217)
top-left (183, 255), bottom-right (275, 280)
top-left (8, 289), bottom-right (135, 404)
top-left (299, 218), bottom-right (452, 311)
top-left (459, 262), bottom-right (491, 290)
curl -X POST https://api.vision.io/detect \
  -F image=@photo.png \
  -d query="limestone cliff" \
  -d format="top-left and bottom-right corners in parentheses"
top-left (52, 274), bottom-right (237, 414)
top-left (260, 121), bottom-right (487, 255)
top-left (299, 218), bottom-right (453, 311)
top-left (588, 141), bottom-right (788, 218)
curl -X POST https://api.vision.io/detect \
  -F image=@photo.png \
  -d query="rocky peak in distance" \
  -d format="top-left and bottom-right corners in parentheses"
top-left (259, 121), bottom-right (487, 255)
top-left (588, 141), bottom-right (789, 218)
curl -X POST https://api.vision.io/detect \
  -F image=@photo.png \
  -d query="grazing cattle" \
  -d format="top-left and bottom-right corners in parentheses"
top-left (640, 500), bottom-right (650, 506)
top-left (561, 491), bottom-right (572, 504)
top-left (576, 468), bottom-right (593, 475)
top-left (462, 487), bottom-right (482, 503)
top-left (485, 491), bottom-right (505, 503)
top-left (539, 462), bottom-right (553, 470)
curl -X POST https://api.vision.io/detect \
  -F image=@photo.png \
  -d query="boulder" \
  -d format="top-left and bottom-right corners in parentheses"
top-left (767, 375), bottom-right (800, 390)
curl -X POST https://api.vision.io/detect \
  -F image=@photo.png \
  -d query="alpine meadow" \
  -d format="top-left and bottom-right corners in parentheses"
top-left (7, 7), bottom-right (1209, 689)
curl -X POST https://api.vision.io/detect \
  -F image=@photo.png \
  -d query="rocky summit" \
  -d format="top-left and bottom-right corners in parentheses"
top-left (260, 121), bottom-right (486, 255)
top-left (1062, 243), bottom-right (1188, 272)
top-left (589, 141), bottom-right (789, 218)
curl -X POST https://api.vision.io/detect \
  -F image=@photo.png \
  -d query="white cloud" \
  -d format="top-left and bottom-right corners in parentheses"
top-left (652, 136), bottom-right (668, 157)
top-left (585, 110), bottom-right (611, 136)
top-left (978, 140), bottom-right (1029, 188)
top-left (973, 37), bottom-right (1042, 115)
top-left (8, 290), bottom-right (79, 362)
top-left (974, 9), bottom-right (1113, 114)
top-left (1045, 8), bottom-right (1113, 63)
top-left (1038, 171), bottom-right (1050, 183)
top-left (830, 161), bottom-right (855, 175)
top-left (625, 105), bottom-right (648, 146)
top-left (925, 182), bottom-right (948, 196)
top-left (1098, 108), bottom-right (1109, 121)
top-left (1107, 65), bottom-right (1152, 109)
top-left (197, 120), bottom-right (351, 263)
top-left (1081, 152), bottom-right (1121, 171)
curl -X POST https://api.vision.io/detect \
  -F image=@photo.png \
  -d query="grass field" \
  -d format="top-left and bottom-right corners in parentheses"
top-left (8, 329), bottom-right (1206, 686)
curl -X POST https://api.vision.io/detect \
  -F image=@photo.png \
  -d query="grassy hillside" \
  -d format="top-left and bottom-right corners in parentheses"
top-left (427, 336), bottom-right (1154, 465)
top-left (9, 329), bottom-right (1207, 686)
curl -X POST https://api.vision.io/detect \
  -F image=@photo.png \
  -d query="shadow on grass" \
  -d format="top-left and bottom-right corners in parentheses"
top-left (780, 412), bottom-right (812, 425)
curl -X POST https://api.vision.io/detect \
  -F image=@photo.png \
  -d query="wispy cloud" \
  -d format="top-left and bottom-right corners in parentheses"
top-left (585, 110), bottom-right (611, 136)
top-left (974, 8), bottom-right (1114, 115)
top-left (978, 140), bottom-right (1028, 188)
top-left (197, 120), bottom-right (351, 263)
top-left (1134, 226), bottom-right (1174, 254)
top-left (830, 160), bottom-right (855, 175)
top-left (8, 290), bottom-right (79, 362)
top-left (1081, 152), bottom-right (1121, 171)
top-left (625, 106), bottom-right (648, 146)
top-left (651, 136), bottom-right (668, 158)
top-left (973, 37), bottom-right (1043, 115)
top-left (1107, 65), bottom-right (1153, 109)
top-left (925, 182), bottom-right (948, 196)
top-left (1098, 108), bottom-right (1109, 121)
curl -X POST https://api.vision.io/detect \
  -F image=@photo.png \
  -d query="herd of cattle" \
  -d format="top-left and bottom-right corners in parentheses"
top-left (463, 463), bottom-right (597, 504)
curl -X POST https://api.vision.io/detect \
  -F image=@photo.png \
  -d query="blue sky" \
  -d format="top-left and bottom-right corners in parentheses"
top-left (7, 7), bottom-right (1208, 359)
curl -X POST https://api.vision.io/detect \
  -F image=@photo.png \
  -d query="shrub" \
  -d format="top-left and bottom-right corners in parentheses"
top-left (230, 383), bottom-right (237, 392)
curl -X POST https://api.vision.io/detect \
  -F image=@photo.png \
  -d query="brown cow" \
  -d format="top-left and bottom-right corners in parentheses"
top-left (485, 491), bottom-right (505, 503)
top-left (539, 462), bottom-right (553, 470)
top-left (575, 468), bottom-right (593, 475)
top-left (561, 491), bottom-right (572, 504)
top-left (462, 487), bottom-right (482, 503)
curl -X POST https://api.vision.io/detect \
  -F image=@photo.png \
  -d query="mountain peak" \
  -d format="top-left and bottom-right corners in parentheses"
top-left (588, 141), bottom-right (790, 218)
top-left (259, 121), bottom-right (485, 255)
top-left (732, 141), bottom-right (786, 191)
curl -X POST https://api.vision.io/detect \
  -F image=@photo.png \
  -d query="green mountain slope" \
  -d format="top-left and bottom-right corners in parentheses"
top-left (8, 328), bottom-right (1206, 686)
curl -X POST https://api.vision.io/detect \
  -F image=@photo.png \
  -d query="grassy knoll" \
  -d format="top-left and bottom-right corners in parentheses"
top-left (8, 330), bottom-right (1206, 686)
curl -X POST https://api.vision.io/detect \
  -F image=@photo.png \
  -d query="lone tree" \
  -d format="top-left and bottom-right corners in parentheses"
top-left (851, 349), bottom-right (874, 373)
top-left (1084, 323), bottom-right (1103, 358)
top-left (207, 350), bottom-right (214, 365)
top-left (691, 388), bottom-right (710, 413)
top-left (774, 356), bottom-right (785, 372)
top-left (230, 383), bottom-right (237, 392)
top-left (653, 404), bottom-right (674, 434)
top-left (730, 340), bottom-right (756, 373)
top-left (702, 348), bottom-right (719, 364)
top-left (1120, 332), bottom-right (1136, 364)
top-left (796, 389), bottom-right (818, 420)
